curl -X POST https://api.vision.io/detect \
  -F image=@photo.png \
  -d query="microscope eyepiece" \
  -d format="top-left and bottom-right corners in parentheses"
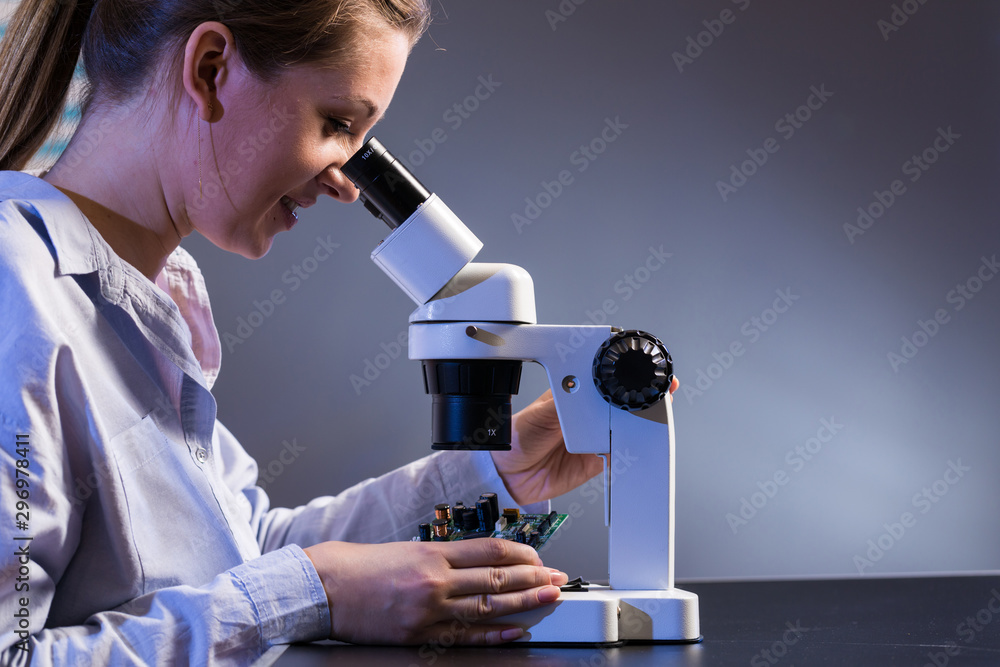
top-left (342, 137), bottom-right (431, 229)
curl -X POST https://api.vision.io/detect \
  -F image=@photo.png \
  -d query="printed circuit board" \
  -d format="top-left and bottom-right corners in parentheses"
top-left (416, 492), bottom-right (567, 550)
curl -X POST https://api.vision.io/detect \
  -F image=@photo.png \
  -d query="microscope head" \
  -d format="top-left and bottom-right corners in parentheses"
top-left (342, 137), bottom-right (527, 450)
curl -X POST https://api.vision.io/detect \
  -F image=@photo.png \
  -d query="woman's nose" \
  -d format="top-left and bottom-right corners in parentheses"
top-left (318, 163), bottom-right (360, 204)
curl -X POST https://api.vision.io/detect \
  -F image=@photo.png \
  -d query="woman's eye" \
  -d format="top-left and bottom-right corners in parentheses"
top-left (326, 117), bottom-right (352, 136)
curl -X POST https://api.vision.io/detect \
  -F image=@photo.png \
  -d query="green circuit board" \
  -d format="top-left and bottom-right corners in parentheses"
top-left (416, 494), bottom-right (567, 550)
top-left (487, 512), bottom-right (567, 549)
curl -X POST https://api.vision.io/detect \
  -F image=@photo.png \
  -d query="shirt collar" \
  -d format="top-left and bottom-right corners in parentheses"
top-left (0, 170), bottom-right (123, 281)
top-left (0, 171), bottom-right (222, 389)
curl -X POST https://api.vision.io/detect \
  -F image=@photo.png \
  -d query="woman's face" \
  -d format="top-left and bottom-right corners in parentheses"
top-left (185, 30), bottom-right (410, 259)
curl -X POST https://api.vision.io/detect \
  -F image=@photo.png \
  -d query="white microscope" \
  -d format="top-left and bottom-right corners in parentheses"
top-left (342, 138), bottom-right (700, 644)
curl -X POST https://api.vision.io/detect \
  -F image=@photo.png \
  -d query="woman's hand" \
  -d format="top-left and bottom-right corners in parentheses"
top-left (494, 377), bottom-right (679, 505)
top-left (303, 539), bottom-right (568, 645)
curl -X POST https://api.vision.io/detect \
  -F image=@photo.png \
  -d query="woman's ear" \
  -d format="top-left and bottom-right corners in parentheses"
top-left (181, 22), bottom-right (236, 122)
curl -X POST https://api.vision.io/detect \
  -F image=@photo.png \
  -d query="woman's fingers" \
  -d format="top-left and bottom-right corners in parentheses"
top-left (450, 581), bottom-right (564, 623)
top-left (409, 576), bottom-right (562, 645)
top-left (438, 539), bottom-right (567, 627)
top-left (442, 536), bottom-right (544, 569)
top-left (447, 562), bottom-right (568, 597)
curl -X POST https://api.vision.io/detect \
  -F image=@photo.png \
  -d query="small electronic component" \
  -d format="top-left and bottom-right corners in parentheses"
top-left (434, 503), bottom-right (452, 523)
top-left (415, 492), bottom-right (567, 550)
top-left (480, 493), bottom-right (499, 521)
top-left (431, 518), bottom-right (449, 541)
top-left (475, 498), bottom-right (491, 532)
top-left (460, 507), bottom-right (479, 531)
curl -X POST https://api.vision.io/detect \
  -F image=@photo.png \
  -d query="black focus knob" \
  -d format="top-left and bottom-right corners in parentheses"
top-left (592, 330), bottom-right (673, 411)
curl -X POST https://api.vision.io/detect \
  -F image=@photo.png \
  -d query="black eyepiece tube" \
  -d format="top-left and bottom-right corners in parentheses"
top-left (422, 359), bottom-right (523, 451)
top-left (341, 137), bottom-right (431, 229)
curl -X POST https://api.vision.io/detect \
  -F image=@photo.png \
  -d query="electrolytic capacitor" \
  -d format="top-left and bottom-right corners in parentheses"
top-left (418, 522), bottom-right (431, 541)
top-left (461, 508), bottom-right (479, 531)
top-left (475, 499), bottom-right (491, 533)
top-left (479, 493), bottom-right (499, 527)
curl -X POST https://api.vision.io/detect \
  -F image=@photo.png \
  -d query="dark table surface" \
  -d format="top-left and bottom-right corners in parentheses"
top-left (262, 573), bottom-right (1000, 666)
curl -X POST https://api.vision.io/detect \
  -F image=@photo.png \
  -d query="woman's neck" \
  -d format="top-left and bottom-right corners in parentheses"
top-left (42, 105), bottom-right (192, 280)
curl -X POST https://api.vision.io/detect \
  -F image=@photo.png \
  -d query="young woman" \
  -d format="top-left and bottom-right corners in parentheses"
top-left (0, 0), bottom-right (669, 662)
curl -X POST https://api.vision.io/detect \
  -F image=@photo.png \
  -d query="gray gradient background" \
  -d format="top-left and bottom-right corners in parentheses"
top-left (183, 1), bottom-right (1000, 580)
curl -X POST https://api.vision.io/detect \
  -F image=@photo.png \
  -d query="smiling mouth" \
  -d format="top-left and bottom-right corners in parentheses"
top-left (280, 195), bottom-right (300, 219)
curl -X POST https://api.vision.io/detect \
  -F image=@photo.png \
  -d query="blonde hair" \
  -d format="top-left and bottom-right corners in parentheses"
top-left (0, 0), bottom-right (431, 171)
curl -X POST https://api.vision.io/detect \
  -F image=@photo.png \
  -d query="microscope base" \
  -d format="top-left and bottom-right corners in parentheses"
top-left (503, 586), bottom-right (701, 644)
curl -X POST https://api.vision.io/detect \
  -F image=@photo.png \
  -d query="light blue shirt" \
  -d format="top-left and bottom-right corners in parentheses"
top-left (0, 172), bottom-right (527, 665)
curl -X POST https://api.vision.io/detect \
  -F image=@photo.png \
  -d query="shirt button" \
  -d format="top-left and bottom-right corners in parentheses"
top-left (195, 448), bottom-right (209, 464)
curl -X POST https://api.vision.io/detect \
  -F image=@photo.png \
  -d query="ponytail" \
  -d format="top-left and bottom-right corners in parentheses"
top-left (0, 0), bottom-right (94, 171)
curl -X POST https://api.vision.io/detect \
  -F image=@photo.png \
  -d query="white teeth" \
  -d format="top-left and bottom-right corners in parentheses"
top-left (280, 196), bottom-right (300, 218)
